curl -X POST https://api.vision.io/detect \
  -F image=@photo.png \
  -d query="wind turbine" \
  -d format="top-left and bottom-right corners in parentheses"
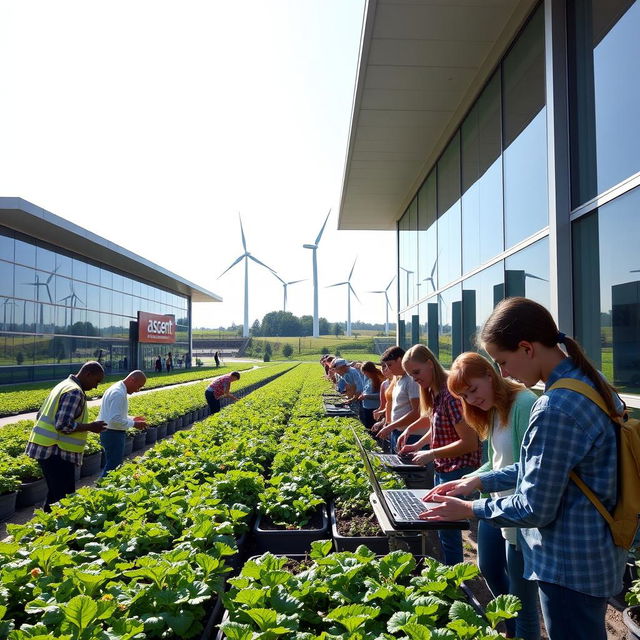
top-left (424, 254), bottom-right (439, 292)
top-left (60, 284), bottom-right (85, 328)
top-left (327, 258), bottom-right (360, 337)
top-left (1, 298), bottom-right (17, 330)
top-left (218, 214), bottom-right (277, 338)
top-left (303, 209), bottom-right (331, 337)
top-left (271, 273), bottom-right (306, 312)
top-left (399, 267), bottom-right (414, 307)
top-left (25, 268), bottom-right (57, 328)
top-left (369, 276), bottom-right (395, 336)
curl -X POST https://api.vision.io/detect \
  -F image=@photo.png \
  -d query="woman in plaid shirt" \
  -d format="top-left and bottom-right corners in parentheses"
top-left (397, 344), bottom-right (482, 565)
top-left (420, 298), bottom-right (626, 640)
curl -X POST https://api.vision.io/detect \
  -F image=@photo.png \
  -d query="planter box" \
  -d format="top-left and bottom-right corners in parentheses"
top-left (145, 427), bottom-right (158, 445)
top-left (330, 501), bottom-right (390, 554)
top-left (124, 436), bottom-right (134, 457)
top-left (0, 491), bottom-right (18, 521)
top-left (198, 596), bottom-right (224, 640)
top-left (156, 422), bottom-right (168, 440)
top-left (132, 431), bottom-right (146, 451)
top-left (624, 606), bottom-right (640, 640)
top-left (166, 420), bottom-right (176, 436)
top-left (175, 416), bottom-right (185, 430)
top-left (253, 505), bottom-right (329, 554)
top-left (16, 478), bottom-right (48, 508)
top-left (81, 452), bottom-right (102, 478)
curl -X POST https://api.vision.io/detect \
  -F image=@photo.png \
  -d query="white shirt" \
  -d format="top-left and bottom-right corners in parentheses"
top-left (98, 381), bottom-right (135, 431)
top-left (490, 411), bottom-right (517, 545)
top-left (391, 374), bottom-right (420, 424)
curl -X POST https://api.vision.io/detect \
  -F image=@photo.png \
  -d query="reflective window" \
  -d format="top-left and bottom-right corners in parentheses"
top-left (100, 268), bottom-right (113, 290)
top-left (438, 285), bottom-right (462, 368)
top-left (86, 311), bottom-right (101, 336)
top-left (569, 0), bottom-right (640, 205)
top-left (461, 72), bottom-right (503, 272)
top-left (0, 297), bottom-right (15, 330)
top-left (36, 246), bottom-right (56, 274)
top-left (86, 284), bottom-right (100, 310)
top-left (461, 262), bottom-right (505, 352)
top-left (15, 238), bottom-right (36, 267)
top-left (0, 230), bottom-right (14, 262)
top-left (73, 258), bottom-right (88, 282)
top-left (420, 299), bottom-right (440, 356)
top-left (437, 134), bottom-right (462, 286)
top-left (502, 5), bottom-right (548, 247)
top-left (573, 186), bottom-right (640, 392)
top-left (55, 253), bottom-right (73, 278)
top-left (87, 264), bottom-right (101, 286)
top-left (504, 237), bottom-right (550, 306)
top-left (132, 279), bottom-right (141, 297)
top-left (0, 261), bottom-right (14, 297)
top-left (100, 287), bottom-right (113, 311)
top-left (122, 276), bottom-right (133, 295)
top-left (72, 280), bottom-right (87, 309)
top-left (14, 300), bottom-right (35, 332)
top-left (112, 273), bottom-right (123, 292)
top-left (418, 173), bottom-right (438, 296)
top-left (14, 266), bottom-right (36, 300)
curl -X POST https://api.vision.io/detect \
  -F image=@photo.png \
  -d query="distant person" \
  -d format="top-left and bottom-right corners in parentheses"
top-left (205, 371), bottom-right (240, 414)
top-left (155, 356), bottom-right (162, 372)
top-left (98, 370), bottom-right (148, 477)
top-left (25, 361), bottom-right (107, 510)
top-left (214, 351), bottom-right (220, 368)
top-left (123, 356), bottom-right (128, 371)
top-left (165, 352), bottom-right (173, 372)
top-left (359, 361), bottom-right (385, 429)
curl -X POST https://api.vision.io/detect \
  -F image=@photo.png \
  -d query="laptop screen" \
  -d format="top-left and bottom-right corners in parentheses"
top-left (350, 426), bottom-right (390, 504)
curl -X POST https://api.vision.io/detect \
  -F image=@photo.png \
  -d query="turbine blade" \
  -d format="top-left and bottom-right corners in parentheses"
top-left (348, 257), bottom-right (357, 281)
top-left (248, 254), bottom-right (277, 273)
top-left (239, 213), bottom-right (247, 252)
top-left (218, 254), bottom-right (245, 279)
top-left (385, 275), bottom-right (395, 291)
top-left (315, 208), bottom-right (331, 245)
top-left (369, 290), bottom-right (385, 294)
top-left (524, 273), bottom-right (549, 282)
top-left (349, 284), bottom-right (361, 303)
top-left (287, 279), bottom-right (306, 285)
top-left (326, 282), bottom-right (347, 288)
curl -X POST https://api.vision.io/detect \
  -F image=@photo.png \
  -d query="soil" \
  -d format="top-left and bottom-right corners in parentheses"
top-left (259, 508), bottom-right (324, 531)
top-left (335, 505), bottom-right (385, 537)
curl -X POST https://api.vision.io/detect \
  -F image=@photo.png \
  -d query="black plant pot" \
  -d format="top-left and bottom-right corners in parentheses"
top-left (253, 505), bottom-right (329, 554)
top-left (16, 478), bottom-right (48, 508)
top-left (624, 606), bottom-right (640, 640)
top-left (156, 422), bottom-right (168, 440)
top-left (166, 420), bottom-right (176, 436)
top-left (132, 431), bottom-right (146, 451)
top-left (124, 436), bottom-right (134, 457)
top-left (81, 452), bottom-right (102, 478)
top-left (145, 427), bottom-right (158, 445)
top-left (330, 501), bottom-right (390, 553)
top-left (0, 491), bottom-right (18, 521)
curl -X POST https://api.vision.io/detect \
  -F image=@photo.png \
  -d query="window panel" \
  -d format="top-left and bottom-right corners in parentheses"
top-left (14, 238), bottom-right (36, 267)
top-left (0, 230), bottom-right (14, 262)
top-left (55, 253), bottom-right (73, 278)
top-left (100, 268), bottom-right (113, 290)
top-left (73, 258), bottom-right (88, 282)
top-left (502, 5), bottom-right (548, 247)
top-left (418, 173), bottom-right (438, 295)
top-left (438, 285), bottom-right (462, 368)
top-left (14, 266), bottom-right (37, 300)
top-left (36, 246), bottom-right (56, 274)
top-left (504, 237), bottom-right (550, 307)
top-left (0, 261), bottom-right (14, 297)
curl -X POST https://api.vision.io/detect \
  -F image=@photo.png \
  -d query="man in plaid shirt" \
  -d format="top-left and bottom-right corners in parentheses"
top-left (26, 361), bottom-right (107, 509)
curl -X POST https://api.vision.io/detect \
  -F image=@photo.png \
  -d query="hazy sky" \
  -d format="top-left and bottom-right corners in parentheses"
top-left (0, 1), bottom-right (397, 329)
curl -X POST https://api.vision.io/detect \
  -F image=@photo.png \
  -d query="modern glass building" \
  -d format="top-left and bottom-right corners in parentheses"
top-left (338, 0), bottom-right (640, 407)
top-left (0, 198), bottom-right (221, 383)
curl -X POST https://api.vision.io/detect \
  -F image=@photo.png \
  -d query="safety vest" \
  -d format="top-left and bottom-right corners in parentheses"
top-left (28, 377), bottom-right (89, 453)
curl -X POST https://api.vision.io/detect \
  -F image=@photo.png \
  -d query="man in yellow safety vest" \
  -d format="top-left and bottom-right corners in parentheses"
top-left (26, 361), bottom-right (108, 510)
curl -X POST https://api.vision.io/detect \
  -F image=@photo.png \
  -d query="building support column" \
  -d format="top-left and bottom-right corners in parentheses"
top-left (545, 0), bottom-right (573, 334)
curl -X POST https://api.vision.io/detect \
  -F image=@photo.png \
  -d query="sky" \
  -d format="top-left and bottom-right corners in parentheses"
top-left (0, 1), bottom-right (397, 330)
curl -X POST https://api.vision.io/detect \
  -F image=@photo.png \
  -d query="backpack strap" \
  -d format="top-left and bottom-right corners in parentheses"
top-left (547, 377), bottom-right (616, 525)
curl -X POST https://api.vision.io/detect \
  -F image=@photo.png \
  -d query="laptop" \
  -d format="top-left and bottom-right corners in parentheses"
top-left (351, 427), bottom-right (469, 531)
top-left (373, 451), bottom-right (424, 471)
top-left (323, 400), bottom-right (355, 416)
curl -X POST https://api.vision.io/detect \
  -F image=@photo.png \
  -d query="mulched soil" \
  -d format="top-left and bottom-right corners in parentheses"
top-left (335, 505), bottom-right (385, 537)
top-left (259, 509), bottom-right (325, 531)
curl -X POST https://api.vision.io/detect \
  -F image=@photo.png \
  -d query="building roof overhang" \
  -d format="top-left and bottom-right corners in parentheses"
top-left (338, 0), bottom-right (538, 231)
top-left (0, 197), bottom-right (222, 303)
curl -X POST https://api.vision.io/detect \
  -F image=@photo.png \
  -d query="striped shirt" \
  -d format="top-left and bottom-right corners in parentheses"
top-left (472, 358), bottom-right (627, 597)
top-left (25, 375), bottom-right (87, 465)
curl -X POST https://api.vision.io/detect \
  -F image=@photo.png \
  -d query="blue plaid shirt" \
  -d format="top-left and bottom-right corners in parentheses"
top-left (472, 358), bottom-right (627, 597)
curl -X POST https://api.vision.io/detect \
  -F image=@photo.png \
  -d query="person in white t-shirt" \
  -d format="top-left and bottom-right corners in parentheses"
top-left (98, 370), bottom-right (147, 477)
top-left (376, 346), bottom-right (421, 452)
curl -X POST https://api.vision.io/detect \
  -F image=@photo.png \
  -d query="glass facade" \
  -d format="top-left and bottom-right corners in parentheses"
top-left (394, 0), bottom-right (640, 408)
top-left (398, 6), bottom-right (546, 359)
top-left (0, 226), bottom-right (190, 383)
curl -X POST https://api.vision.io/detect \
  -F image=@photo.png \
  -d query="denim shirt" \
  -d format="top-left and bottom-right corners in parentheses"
top-left (472, 358), bottom-right (626, 597)
top-left (361, 378), bottom-right (380, 410)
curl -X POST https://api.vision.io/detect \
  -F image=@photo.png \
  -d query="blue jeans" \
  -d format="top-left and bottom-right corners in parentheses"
top-left (478, 521), bottom-right (540, 639)
top-left (100, 429), bottom-right (126, 477)
top-left (434, 466), bottom-right (477, 565)
top-left (537, 581), bottom-right (608, 640)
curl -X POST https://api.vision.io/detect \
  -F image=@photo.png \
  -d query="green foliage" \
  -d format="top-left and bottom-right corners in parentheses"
top-left (282, 344), bottom-right (294, 358)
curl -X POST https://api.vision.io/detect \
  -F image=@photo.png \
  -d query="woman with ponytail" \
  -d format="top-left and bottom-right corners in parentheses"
top-left (421, 297), bottom-right (626, 640)
top-left (448, 352), bottom-right (539, 639)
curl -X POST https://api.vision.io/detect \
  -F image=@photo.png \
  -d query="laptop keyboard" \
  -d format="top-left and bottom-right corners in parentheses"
top-left (386, 490), bottom-right (426, 520)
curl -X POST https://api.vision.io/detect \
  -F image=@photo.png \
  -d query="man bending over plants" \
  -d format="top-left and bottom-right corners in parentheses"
top-left (205, 370), bottom-right (241, 415)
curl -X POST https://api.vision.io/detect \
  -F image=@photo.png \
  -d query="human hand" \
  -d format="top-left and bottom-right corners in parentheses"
top-left (87, 421), bottom-right (108, 433)
top-left (423, 476), bottom-right (481, 501)
top-left (419, 494), bottom-right (474, 522)
top-left (410, 450), bottom-right (434, 466)
top-left (398, 442), bottom-right (419, 454)
top-left (133, 417), bottom-right (147, 430)
top-left (396, 429), bottom-right (412, 450)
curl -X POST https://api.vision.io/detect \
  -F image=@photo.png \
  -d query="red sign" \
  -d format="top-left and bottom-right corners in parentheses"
top-left (138, 312), bottom-right (176, 344)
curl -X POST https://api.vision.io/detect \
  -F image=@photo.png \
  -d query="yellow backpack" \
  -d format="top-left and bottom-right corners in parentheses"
top-left (548, 378), bottom-right (640, 549)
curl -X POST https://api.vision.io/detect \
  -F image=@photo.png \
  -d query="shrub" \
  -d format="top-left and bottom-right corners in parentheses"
top-left (282, 344), bottom-right (294, 358)
top-left (321, 346), bottom-right (330, 355)
top-left (263, 353), bottom-right (271, 362)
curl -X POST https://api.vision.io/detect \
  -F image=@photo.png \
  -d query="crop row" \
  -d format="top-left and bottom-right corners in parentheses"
top-left (0, 365), bottom-right (255, 418)
top-left (0, 364), bottom-right (296, 495)
top-left (0, 365), bottom-right (314, 639)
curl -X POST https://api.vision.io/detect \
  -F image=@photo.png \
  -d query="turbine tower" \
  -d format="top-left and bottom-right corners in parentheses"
top-left (303, 209), bottom-right (331, 337)
top-left (218, 214), bottom-right (277, 338)
top-left (369, 275), bottom-right (395, 336)
top-left (271, 273), bottom-right (306, 312)
top-left (399, 266), bottom-right (414, 307)
top-left (327, 258), bottom-right (359, 337)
